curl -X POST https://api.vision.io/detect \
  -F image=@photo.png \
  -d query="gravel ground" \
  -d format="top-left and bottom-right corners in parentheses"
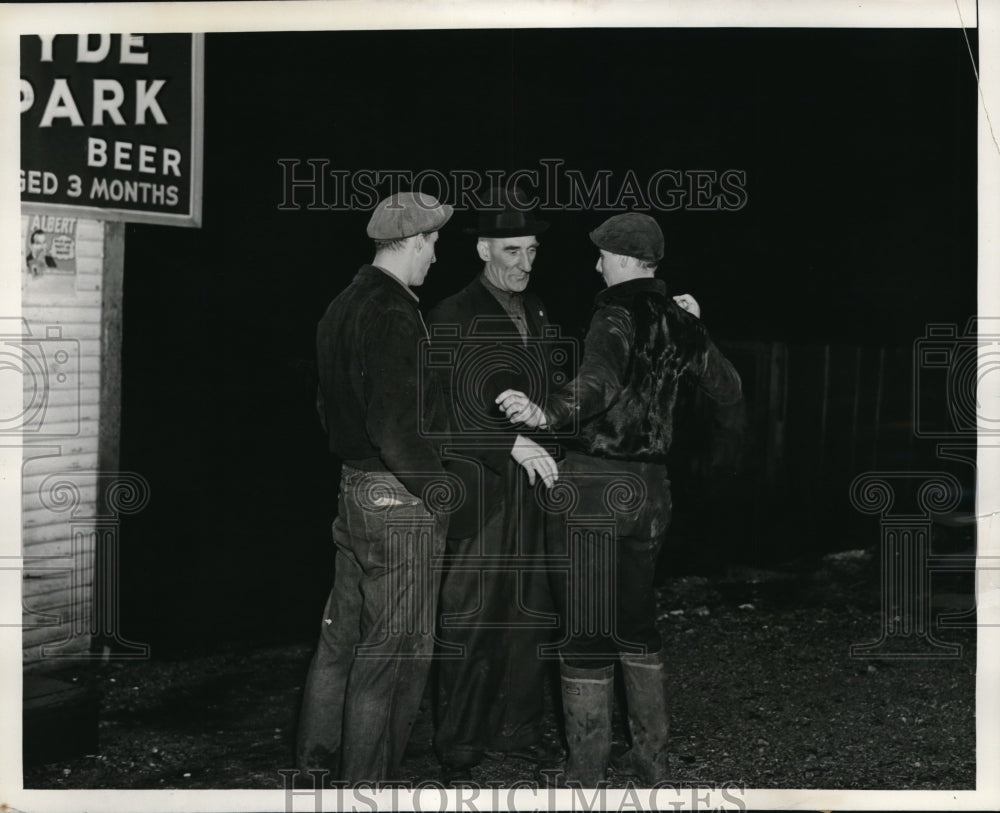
top-left (23, 549), bottom-right (977, 791)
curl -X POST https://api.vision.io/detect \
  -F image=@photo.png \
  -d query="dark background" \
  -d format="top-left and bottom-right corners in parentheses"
top-left (115, 28), bottom-right (977, 655)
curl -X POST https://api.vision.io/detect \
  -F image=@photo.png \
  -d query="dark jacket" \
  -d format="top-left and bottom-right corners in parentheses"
top-left (316, 264), bottom-right (447, 500)
top-left (545, 277), bottom-right (741, 461)
top-left (428, 275), bottom-right (562, 537)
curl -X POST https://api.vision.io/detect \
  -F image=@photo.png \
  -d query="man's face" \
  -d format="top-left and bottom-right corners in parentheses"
top-left (596, 249), bottom-right (624, 287)
top-left (29, 233), bottom-right (46, 258)
top-left (411, 231), bottom-right (439, 286)
top-left (479, 235), bottom-right (538, 292)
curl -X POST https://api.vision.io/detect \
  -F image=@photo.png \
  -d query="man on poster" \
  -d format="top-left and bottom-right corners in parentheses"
top-left (25, 228), bottom-right (56, 278)
top-left (498, 213), bottom-right (742, 785)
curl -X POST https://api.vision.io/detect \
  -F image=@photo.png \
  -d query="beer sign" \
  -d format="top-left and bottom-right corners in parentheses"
top-left (20, 33), bottom-right (204, 227)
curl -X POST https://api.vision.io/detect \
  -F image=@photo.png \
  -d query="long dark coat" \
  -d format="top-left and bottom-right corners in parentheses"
top-left (425, 274), bottom-right (562, 767)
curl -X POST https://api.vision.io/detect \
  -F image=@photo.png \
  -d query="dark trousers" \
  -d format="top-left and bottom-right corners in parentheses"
top-left (434, 462), bottom-right (555, 768)
top-left (296, 466), bottom-right (446, 783)
top-left (545, 451), bottom-right (672, 670)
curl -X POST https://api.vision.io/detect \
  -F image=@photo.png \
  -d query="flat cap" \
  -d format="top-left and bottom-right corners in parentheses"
top-left (367, 191), bottom-right (453, 240)
top-left (589, 213), bottom-right (664, 263)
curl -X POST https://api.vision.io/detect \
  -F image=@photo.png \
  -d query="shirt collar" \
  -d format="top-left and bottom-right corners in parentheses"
top-left (372, 264), bottom-right (419, 302)
top-left (479, 272), bottom-right (522, 304)
top-left (596, 276), bottom-right (665, 304)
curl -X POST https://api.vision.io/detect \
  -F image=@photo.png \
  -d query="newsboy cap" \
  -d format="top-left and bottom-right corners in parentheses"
top-left (367, 191), bottom-right (454, 240)
top-left (589, 213), bottom-right (664, 263)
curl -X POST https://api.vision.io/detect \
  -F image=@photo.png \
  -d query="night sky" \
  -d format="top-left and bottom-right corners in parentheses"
top-left (114, 28), bottom-right (977, 653)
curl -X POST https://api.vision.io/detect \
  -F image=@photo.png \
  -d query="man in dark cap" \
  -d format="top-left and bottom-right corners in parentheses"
top-left (297, 191), bottom-right (454, 783)
top-left (426, 186), bottom-right (562, 783)
top-left (498, 212), bottom-right (742, 786)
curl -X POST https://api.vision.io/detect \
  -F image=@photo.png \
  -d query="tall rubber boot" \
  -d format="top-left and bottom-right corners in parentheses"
top-left (559, 661), bottom-right (614, 786)
top-left (617, 649), bottom-right (670, 784)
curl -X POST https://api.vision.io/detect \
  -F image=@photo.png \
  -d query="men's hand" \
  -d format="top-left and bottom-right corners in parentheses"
top-left (510, 435), bottom-right (558, 487)
top-left (496, 389), bottom-right (548, 429)
top-left (673, 293), bottom-right (701, 319)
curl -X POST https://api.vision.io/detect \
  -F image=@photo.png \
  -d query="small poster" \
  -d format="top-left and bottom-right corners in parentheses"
top-left (24, 214), bottom-right (77, 277)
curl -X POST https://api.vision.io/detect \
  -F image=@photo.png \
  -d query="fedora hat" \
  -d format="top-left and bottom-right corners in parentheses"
top-left (464, 186), bottom-right (549, 238)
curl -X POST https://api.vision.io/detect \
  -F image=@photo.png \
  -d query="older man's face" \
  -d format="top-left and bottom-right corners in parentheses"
top-left (479, 236), bottom-right (538, 293)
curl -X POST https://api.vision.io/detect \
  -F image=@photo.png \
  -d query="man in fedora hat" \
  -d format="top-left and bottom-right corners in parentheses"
top-left (498, 212), bottom-right (742, 786)
top-left (297, 191), bottom-right (455, 783)
top-left (426, 186), bottom-right (562, 782)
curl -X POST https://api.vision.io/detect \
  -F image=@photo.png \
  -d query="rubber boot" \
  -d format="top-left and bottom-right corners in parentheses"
top-left (616, 649), bottom-right (670, 784)
top-left (558, 661), bottom-right (614, 786)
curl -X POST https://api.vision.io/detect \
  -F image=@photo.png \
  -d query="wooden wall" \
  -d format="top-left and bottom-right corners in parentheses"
top-left (714, 339), bottom-right (973, 550)
top-left (20, 216), bottom-right (104, 664)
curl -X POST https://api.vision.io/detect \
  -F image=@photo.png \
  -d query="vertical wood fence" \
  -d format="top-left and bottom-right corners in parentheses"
top-left (671, 340), bottom-right (974, 561)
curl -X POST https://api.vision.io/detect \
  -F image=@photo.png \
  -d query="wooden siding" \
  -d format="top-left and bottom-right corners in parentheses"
top-left (21, 216), bottom-right (104, 663)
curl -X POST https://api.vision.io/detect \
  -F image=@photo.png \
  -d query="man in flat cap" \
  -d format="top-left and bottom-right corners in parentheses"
top-left (498, 213), bottom-right (742, 785)
top-left (297, 191), bottom-right (454, 783)
top-left (425, 186), bottom-right (562, 783)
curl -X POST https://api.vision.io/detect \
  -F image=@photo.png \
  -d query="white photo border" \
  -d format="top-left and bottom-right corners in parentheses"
top-left (0, 2), bottom-right (995, 811)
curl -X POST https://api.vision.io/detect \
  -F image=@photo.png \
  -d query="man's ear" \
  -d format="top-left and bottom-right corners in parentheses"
top-left (476, 238), bottom-right (491, 263)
